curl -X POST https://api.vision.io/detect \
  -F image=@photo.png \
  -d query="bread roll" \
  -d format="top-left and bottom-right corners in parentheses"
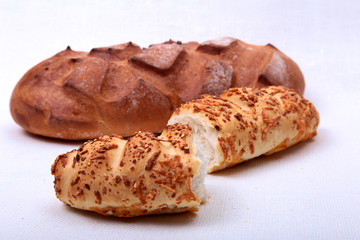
top-left (168, 86), bottom-right (319, 173)
top-left (11, 37), bottom-right (305, 140)
top-left (51, 86), bottom-right (319, 217)
top-left (51, 124), bottom-right (207, 217)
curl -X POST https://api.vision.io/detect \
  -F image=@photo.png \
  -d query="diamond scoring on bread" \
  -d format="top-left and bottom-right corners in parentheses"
top-left (11, 37), bottom-right (305, 140)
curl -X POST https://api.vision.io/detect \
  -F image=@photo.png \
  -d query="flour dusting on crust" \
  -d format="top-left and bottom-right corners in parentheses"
top-left (200, 60), bottom-right (233, 96)
top-left (131, 43), bottom-right (183, 70)
top-left (200, 37), bottom-right (236, 48)
top-left (265, 52), bottom-right (289, 86)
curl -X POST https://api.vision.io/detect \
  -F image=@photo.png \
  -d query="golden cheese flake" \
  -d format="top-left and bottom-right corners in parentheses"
top-left (234, 113), bottom-right (242, 121)
top-left (130, 175), bottom-right (148, 204)
top-left (145, 150), bottom-right (161, 171)
top-left (80, 149), bottom-right (88, 156)
top-left (176, 178), bottom-right (196, 204)
top-left (94, 190), bottom-right (102, 204)
top-left (72, 153), bottom-right (80, 167)
top-left (249, 139), bottom-right (255, 154)
top-left (90, 155), bottom-right (106, 161)
top-left (266, 97), bottom-right (278, 107)
top-left (162, 124), bottom-right (193, 153)
top-left (114, 175), bottom-right (122, 184)
top-left (122, 176), bottom-right (131, 187)
top-left (239, 148), bottom-right (245, 156)
top-left (146, 188), bottom-right (157, 200)
top-left (54, 154), bottom-right (68, 170)
top-left (218, 137), bottom-right (229, 162)
top-left (71, 176), bottom-right (80, 186)
top-left (265, 87), bottom-right (283, 96)
top-left (250, 131), bottom-right (257, 140)
top-left (102, 186), bottom-right (107, 195)
top-left (261, 113), bottom-right (281, 141)
top-left (72, 188), bottom-right (84, 200)
top-left (160, 184), bottom-right (177, 193)
top-left (154, 154), bottom-right (189, 191)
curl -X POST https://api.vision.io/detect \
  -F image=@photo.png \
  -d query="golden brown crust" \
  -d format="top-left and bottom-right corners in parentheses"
top-left (51, 86), bottom-right (319, 216)
top-left (169, 86), bottom-right (319, 172)
top-left (51, 125), bottom-right (201, 217)
top-left (11, 37), bottom-right (304, 140)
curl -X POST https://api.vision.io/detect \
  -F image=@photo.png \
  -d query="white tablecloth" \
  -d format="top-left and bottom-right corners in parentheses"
top-left (1, 0), bottom-right (359, 239)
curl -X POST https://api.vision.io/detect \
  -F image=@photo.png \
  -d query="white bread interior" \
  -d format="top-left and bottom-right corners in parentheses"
top-left (168, 114), bottom-right (221, 174)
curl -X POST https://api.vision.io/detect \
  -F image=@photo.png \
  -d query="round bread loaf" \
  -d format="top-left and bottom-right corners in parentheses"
top-left (11, 37), bottom-right (305, 140)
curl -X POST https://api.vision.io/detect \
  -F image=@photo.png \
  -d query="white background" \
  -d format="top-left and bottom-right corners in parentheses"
top-left (1, 0), bottom-right (359, 239)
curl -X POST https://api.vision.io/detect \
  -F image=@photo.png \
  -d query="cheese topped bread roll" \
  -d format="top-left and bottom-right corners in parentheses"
top-left (168, 86), bottom-right (319, 173)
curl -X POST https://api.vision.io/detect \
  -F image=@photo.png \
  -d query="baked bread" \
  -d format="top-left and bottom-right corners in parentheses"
top-left (51, 124), bottom-right (207, 217)
top-left (51, 86), bottom-right (318, 217)
top-left (11, 37), bottom-right (305, 140)
top-left (168, 86), bottom-right (319, 173)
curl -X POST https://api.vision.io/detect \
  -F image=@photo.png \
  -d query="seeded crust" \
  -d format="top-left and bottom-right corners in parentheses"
top-left (51, 124), bottom-right (202, 217)
top-left (168, 86), bottom-right (319, 173)
top-left (11, 37), bottom-right (304, 140)
top-left (51, 86), bottom-right (319, 217)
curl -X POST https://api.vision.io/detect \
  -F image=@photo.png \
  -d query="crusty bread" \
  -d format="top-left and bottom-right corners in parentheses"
top-left (11, 37), bottom-right (305, 140)
top-left (51, 123), bottom-right (207, 217)
top-left (168, 86), bottom-right (319, 173)
top-left (51, 86), bottom-right (318, 217)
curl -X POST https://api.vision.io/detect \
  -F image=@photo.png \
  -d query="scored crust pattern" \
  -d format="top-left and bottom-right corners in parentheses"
top-left (10, 37), bottom-right (305, 139)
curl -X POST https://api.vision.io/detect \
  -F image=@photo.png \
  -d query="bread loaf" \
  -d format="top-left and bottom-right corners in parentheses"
top-left (51, 86), bottom-right (318, 217)
top-left (51, 124), bottom-right (207, 217)
top-left (11, 37), bottom-right (305, 140)
top-left (168, 86), bottom-right (319, 172)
